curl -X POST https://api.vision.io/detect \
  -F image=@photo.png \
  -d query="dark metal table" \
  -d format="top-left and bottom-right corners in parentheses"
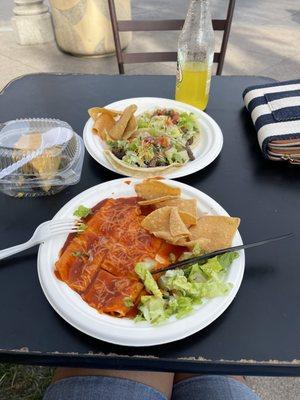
top-left (0, 74), bottom-right (299, 376)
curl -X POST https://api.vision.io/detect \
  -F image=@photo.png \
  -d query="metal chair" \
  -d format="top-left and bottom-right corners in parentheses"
top-left (108, 0), bottom-right (235, 75)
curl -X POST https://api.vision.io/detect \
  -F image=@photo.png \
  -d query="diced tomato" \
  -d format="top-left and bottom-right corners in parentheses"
top-left (157, 136), bottom-right (170, 148)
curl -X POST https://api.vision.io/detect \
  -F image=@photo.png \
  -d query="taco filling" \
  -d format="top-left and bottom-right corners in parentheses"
top-left (107, 109), bottom-right (200, 168)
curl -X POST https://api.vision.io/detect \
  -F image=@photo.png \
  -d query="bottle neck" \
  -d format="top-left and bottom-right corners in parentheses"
top-left (186, 0), bottom-right (212, 29)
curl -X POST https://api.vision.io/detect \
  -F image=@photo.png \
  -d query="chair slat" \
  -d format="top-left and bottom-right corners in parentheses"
top-left (118, 19), bottom-right (226, 32)
top-left (212, 20), bottom-right (227, 31)
top-left (118, 20), bottom-right (184, 32)
top-left (123, 52), bottom-right (177, 63)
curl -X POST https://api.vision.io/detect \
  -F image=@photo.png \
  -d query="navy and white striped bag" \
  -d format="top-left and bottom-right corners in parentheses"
top-left (243, 79), bottom-right (300, 164)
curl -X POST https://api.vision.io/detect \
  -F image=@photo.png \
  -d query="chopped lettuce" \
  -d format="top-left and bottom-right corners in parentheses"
top-left (122, 151), bottom-right (145, 167)
top-left (135, 262), bottom-right (162, 298)
top-left (188, 264), bottom-right (206, 283)
top-left (123, 297), bottom-right (134, 308)
top-left (217, 252), bottom-right (239, 269)
top-left (138, 296), bottom-right (166, 324)
top-left (134, 251), bottom-right (239, 324)
top-left (160, 270), bottom-right (192, 295)
top-left (200, 257), bottom-right (224, 278)
top-left (165, 148), bottom-right (189, 164)
top-left (192, 243), bottom-right (204, 256)
top-left (137, 113), bottom-right (151, 129)
top-left (77, 222), bottom-right (87, 232)
top-left (174, 296), bottom-right (194, 318)
top-left (149, 115), bottom-right (169, 132)
top-left (178, 112), bottom-right (198, 132)
top-left (73, 205), bottom-right (92, 218)
top-left (195, 279), bottom-right (232, 299)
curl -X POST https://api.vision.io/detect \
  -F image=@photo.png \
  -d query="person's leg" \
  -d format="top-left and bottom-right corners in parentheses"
top-left (172, 374), bottom-right (260, 400)
top-left (174, 373), bottom-right (246, 384)
top-left (43, 368), bottom-right (174, 400)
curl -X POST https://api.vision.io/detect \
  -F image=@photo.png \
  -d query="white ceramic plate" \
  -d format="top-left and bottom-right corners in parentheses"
top-left (38, 178), bottom-right (244, 347)
top-left (83, 97), bottom-right (223, 179)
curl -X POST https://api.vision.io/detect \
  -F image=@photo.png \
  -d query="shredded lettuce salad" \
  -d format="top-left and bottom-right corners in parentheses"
top-left (134, 245), bottom-right (238, 324)
top-left (108, 109), bottom-right (200, 168)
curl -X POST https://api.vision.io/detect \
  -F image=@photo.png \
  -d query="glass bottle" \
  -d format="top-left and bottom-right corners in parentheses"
top-left (175, 0), bottom-right (214, 110)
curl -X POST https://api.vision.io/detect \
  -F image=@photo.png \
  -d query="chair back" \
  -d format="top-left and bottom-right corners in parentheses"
top-left (108, 0), bottom-right (236, 75)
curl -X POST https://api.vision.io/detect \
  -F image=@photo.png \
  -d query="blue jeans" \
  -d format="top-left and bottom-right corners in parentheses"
top-left (43, 375), bottom-right (260, 400)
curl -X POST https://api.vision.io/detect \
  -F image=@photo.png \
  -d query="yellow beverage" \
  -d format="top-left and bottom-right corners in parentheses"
top-left (175, 62), bottom-right (212, 110)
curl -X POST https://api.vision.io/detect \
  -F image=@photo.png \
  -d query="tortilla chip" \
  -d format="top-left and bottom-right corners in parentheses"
top-left (178, 211), bottom-right (196, 227)
top-left (189, 216), bottom-right (240, 251)
top-left (138, 195), bottom-right (180, 205)
top-left (135, 179), bottom-right (181, 200)
top-left (122, 116), bottom-right (137, 140)
top-left (109, 104), bottom-right (137, 140)
top-left (175, 237), bottom-right (211, 249)
top-left (152, 231), bottom-right (181, 242)
top-left (155, 198), bottom-right (197, 213)
top-left (141, 206), bottom-right (171, 234)
top-left (155, 198), bottom-right (197, 225)
top-left (88, 107), bottom-right (121, 120)
top-left (92, 113), bottom-right (115, 139)
top-left (169, 208), bottom-right (190, 237)
top-left (141, 206), bottom-right (190, 244)
top-left (14, 133), bottom-right (61, 192)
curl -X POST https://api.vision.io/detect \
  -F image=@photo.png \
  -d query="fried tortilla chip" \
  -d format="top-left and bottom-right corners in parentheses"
top-left (155, 198), bottom-right (198, 225)
top-left (179, 211), bottom-right (196, 227)
top-left (109, 104), bottom-right (137, 140)
top-left (175, 237), bottom-right (211, 249)
top-left (92, 113), bottom-right (115, 139)
top-left (123, 116), bottom-right (137, 140)
top-left (141, 206), bottom-right (190, 244)
top-left (88, 107), bottom-right (121, 120)
top-left (31, 148), bottom-right (61, 192)
top-left (14, 133), bottom-right (61, 192)
top-left (138, 195), bottom-right (180, 205)
top-left (141, 206), bottom-right (171, 234)
top-left (189, 216), bottom-right (240, 252)
top-left (135, 179), bottom-right (181, 200)
top-left (169, 208), bottom-right (190, 237)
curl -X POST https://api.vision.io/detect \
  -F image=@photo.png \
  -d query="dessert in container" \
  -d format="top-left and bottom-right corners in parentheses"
top-left (0, 118), bottom-right (84, 197)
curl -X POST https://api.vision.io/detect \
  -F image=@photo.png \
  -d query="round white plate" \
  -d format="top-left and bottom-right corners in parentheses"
top-left (38, 179), bottom-right (244, 347)
top-left (83, 97), bottom-right (223, 179)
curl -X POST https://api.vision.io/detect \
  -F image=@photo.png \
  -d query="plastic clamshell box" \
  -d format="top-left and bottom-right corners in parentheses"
top-left (0, 118), bottom-right (84, 197)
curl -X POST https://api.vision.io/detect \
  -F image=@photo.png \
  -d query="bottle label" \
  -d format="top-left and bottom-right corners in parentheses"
top-left (176, 61), bottom-right (183, 86)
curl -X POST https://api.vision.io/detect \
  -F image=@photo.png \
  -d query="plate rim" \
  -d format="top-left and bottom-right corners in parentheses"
top-left (83, 97), bottom-right (223, 179)
top-left (37, 178), bottom-right (244, 347)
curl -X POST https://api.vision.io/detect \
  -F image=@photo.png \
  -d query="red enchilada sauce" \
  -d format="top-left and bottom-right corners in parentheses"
top-left (55, 197), bottom-right (185, 318)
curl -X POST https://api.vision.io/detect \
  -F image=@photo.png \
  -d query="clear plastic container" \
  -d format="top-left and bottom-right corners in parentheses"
top-left (0, 118), bottom-right (84, 197)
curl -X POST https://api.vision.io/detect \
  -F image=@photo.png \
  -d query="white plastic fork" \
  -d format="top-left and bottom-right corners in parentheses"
top-left (0, 219), bottom-right (79, 260)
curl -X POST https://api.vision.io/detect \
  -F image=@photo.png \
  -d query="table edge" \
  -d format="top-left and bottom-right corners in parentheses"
top-left (0, 72), bottom-right (276, 97)
top-left (0, 350), bottom-right (299, 377)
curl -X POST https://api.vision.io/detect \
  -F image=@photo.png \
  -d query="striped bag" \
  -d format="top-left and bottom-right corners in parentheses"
top-left (243, 79), bottom-right (300, 164)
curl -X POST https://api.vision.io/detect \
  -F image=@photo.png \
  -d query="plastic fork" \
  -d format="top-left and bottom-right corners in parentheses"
top-left (0, 219), bottom-right (79, 260)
